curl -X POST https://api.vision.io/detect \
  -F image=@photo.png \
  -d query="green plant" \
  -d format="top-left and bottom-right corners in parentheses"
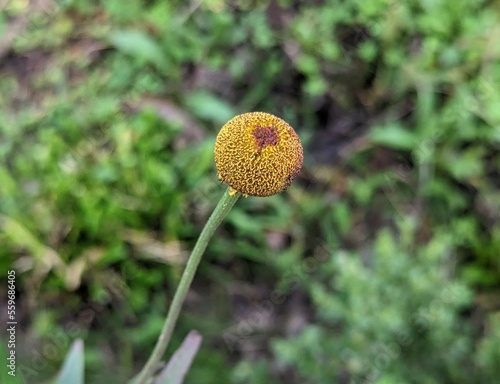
top-left (2, 1), bottom-right (500, 383)
top-left (20, 111), bottom-right (303, 383)
top-left (133, 187), bottom-right (240, 383)
top-left (271, 221), bottom-right (474, 383)
top-left (134, 112), bottom-right (303, 383)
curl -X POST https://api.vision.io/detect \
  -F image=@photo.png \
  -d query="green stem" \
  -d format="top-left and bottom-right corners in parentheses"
top-left (133, 188), bottom-right (240, 384)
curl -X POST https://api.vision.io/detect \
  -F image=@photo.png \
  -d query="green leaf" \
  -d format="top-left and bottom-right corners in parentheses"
top-left (184, 91), bottom-right (235, 125)
top-left (154, 330), bottom-right (202, 384)
top-left (54, 339), bottom-right (84, 384)
top-left (110, 30), bottom-right (167, 69)
top-left (441, 148), bottom-right (484, 180)
top-left (0, 215), bottom-right (65, 272)
top-left (370, 124), bottom-right (418, 150)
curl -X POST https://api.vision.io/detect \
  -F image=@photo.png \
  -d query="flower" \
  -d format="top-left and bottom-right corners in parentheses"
top-left (214, 112), bottom-right (303, 197)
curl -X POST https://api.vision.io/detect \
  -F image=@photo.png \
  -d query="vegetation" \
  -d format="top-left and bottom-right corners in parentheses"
top-left (1, 0), bottom-right (499, 383)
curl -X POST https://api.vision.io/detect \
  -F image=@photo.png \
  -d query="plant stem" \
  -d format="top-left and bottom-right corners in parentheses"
top-left (133, 188), bottom-right (240, 384)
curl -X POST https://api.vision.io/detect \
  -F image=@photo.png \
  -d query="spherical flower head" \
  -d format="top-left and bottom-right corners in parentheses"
top-left (214, 112), bottom-right (303, 197)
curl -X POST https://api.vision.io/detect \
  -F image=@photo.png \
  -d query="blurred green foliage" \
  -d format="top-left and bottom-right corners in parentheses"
top-left (0, 0), bottom-right (499, 383)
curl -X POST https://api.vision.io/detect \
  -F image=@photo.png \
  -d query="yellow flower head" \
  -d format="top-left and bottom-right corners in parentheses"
top-left (214, 112), bottom-right (303, 197)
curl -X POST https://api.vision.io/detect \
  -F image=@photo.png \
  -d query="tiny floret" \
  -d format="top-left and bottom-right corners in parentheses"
top-left (214, 112), bottom-right (303, 197)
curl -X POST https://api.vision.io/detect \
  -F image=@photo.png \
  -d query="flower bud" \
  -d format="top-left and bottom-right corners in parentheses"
top-left (214, 112), bottom-right (303, 197)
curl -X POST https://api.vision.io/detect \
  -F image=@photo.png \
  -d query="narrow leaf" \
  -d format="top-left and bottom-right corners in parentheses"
top-left (184, 91), bottom-right (235, 125)
top-left (154, 331), bottom-right (202, 384)
top-left (54, 339), bottom-right (84, 384)
top-left (370, 123), bottom-right (417, 150)
top-left (110, 30), bottom-right (167, 69)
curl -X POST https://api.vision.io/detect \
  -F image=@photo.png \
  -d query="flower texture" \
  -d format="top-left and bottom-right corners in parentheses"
top-left (214, 112), bottom-right (303, 197)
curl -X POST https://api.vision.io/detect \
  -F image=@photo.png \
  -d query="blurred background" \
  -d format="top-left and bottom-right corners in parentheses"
top-left (1, 0), bottom-right (499, 383)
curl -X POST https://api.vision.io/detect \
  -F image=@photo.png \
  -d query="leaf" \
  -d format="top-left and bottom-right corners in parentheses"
top-left (370, 124), bottom-right (417, 150)
top-left (441, 147), bottom-right (484, 181)
top-left (54, 339), bottom-right (84, 384)
top-left (154, 330), bottom-right (202, 384)
top-left (0, 215), bottom-right (65, 279)
top-left (184, 91), bottom-right (235, 125)
top-left (109, 30), bottom-right (167, 69)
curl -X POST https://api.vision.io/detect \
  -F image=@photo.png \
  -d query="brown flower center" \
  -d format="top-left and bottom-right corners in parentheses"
top-left (252, 126), bottom-right (279, 150)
